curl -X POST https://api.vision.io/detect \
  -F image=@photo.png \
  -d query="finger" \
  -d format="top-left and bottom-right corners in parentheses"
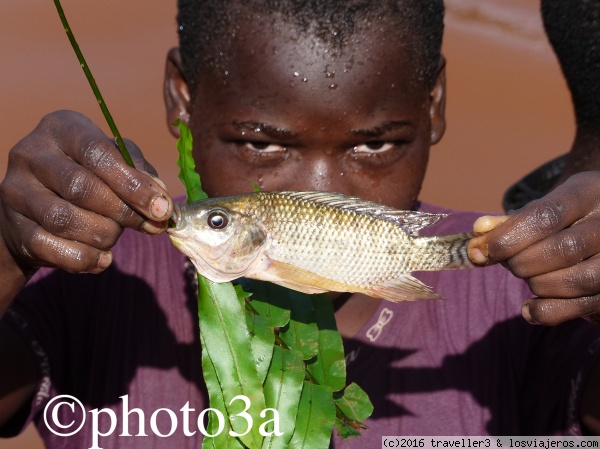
top-left (521, 296), bottom-right (600, 326)
top-left (468, 173), bottom-right (600, 264)
top-left (123, 138), bottom-right (160, 178)
top-left (8, 213), bottom-right (112, 274)
top-left (468, 215), bottom-right (509, 265)
top-left (29, 153), bottom-right (144, 227)
top-left (46, 112), bottom-right (172, 222)
top-left (502, 217), bottom-right (600, 278)
top-left (473, 215), bottom-right (510, 233)
top-left (525, 255), bottom-right (600, 298)
top-left (13, 186), bottom-right (123, 250)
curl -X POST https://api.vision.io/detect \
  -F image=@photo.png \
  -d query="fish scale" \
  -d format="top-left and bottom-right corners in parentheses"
top-left (168, 191), bottom-right (478, 302)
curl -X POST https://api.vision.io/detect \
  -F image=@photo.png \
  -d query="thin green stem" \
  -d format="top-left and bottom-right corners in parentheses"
top-left (52, 0), bottom-right (135, 167)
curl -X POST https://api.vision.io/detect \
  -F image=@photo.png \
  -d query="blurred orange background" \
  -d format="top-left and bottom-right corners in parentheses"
top-left (0, 0), bottom-right (574, 447)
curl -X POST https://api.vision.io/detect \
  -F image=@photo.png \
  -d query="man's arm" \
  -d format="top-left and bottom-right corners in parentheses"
top-left (469, 172), bottom-right (600, 433)
top-left (0, 110), bottom-right (173, 428)
top-left (0, 323), bottom-right (38, 430)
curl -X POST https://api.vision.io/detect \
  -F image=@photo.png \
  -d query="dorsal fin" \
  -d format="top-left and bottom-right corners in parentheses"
top-left (277, 191), bottom-right (447, 234)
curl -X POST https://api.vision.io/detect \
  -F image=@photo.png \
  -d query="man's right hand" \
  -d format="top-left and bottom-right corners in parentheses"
top-left (0, 110), bottom-right (173, 313)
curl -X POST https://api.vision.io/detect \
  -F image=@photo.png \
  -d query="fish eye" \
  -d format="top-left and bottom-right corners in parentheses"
top-left (207, 210), bottom-right (229, 229)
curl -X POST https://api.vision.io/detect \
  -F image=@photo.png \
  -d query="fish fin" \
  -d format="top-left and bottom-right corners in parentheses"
top-left (271, 279), bottom-right (329, 295)
top-left (256, 259), bottom-right (349, 295)
top-left (278, 191), bottom-right (446, 233)
top-left (433, 232), bottom-right (477, 269)
top-left (367, 274), bottom-right (444, 302)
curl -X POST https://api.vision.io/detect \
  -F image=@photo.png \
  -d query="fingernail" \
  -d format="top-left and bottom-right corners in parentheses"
top-left (521, 302), bottom-right (540, 325)
top-left (468, 246), bottom-right (489, 265)
top-left (142, 219), bottom-right (167, 235)
top-left (98, 251), bottom-right (112, 270)
top-left (151, 195), bottom-right (170, 219)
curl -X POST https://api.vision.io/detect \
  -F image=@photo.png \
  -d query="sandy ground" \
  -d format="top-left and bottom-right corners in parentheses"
top-left (0, 0), bottom-right (574, 447)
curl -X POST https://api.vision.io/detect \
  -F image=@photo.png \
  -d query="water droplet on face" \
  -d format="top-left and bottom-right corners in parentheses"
top-left (340, 172), bottom-right (344, 176)
top-left (293, 71), bottom-right (300, 77)
top-left (329, 83), bottom-right (338, 89)
top-left (301, 77), bottom-right (308, 82)
top-left (326, 70), bottom-right (335, 78)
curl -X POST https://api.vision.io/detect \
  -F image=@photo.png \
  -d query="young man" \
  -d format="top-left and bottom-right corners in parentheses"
top-left (1, 0), bottom-right (600, 446)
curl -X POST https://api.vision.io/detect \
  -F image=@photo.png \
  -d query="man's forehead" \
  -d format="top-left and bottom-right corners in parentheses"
top-left (208, 13), bottom-right (413, 79)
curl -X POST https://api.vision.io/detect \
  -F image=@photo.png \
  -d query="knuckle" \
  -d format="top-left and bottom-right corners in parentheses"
top-left (113, 203), bottom-right (140, 227)
top-left (572, 266), bottom-right (600, 295)
top-left (42, 202), bottom-right (76, 234)
top-left (531, 201), bottom-right (568, 235)
top-left (93, 224), bottom-right (123, 250)
top-left (554, 233), bottom-right (586, 264)
top-left (62, 169), bottom-right (94, 203)
top-left (27, 228), bottom-right (95, 273)
top-left (82, 139), bottom-right (118, 172)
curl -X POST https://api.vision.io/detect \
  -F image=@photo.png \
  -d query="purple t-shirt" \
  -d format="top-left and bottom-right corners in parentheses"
top-left (2, 203), bottom-right (600, 448)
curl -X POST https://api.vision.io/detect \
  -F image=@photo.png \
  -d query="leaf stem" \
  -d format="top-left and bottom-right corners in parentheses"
top-left (52, 0), bottom-right (135, 167)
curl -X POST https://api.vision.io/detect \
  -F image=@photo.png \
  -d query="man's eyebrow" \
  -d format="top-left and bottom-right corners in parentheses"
top-left (351, 120), bottom-right (412, 138)
top-left (232, 120), bottom-right (298, 139)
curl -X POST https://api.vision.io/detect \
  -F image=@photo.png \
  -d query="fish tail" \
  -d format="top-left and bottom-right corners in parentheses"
top-left (438, 232), bottom-right (477, 269)
top-left (420, 232), bottom-right (477, 270)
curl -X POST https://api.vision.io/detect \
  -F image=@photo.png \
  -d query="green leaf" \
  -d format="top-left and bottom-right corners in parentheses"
top-left (175, 120), bottom-right (206, 203)
top-left (198, 277), bottom-right (266, 449)
top-left (288, 381), bottom-right (336, 449)
top-left (279, 291), bottom-right (318, 361)
top-left (305, 295), bottom-right (346, 392)
top-left (333, 382), bottom-right (373, 439)
top-left (334, 383), bottom-right (373, 422)
top-left (245, 310), bottom-right (275, 384)
top-left (261, 346), bottom-right (305, 449)
top-left (201, 333), bottom-right (245, 449)
top-left (249, 282), bottom-right (291, 329)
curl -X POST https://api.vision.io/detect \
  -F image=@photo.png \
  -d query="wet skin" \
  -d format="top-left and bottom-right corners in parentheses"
top-left (163, 18), bottom-right (446, 338)
top-left (1, 11), bottom-right (600, 432)
top-left (165, 19), bottom-right (445, 210)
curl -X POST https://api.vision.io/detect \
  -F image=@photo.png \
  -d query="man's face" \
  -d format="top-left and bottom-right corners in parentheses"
top-left (168, 17), bottom-right (445, 210)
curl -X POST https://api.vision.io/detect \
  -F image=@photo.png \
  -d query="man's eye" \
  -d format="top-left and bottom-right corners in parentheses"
top-left (244, 142), bottom-right (286, 153)
top-left (352, 141), bottom-right (394, 153)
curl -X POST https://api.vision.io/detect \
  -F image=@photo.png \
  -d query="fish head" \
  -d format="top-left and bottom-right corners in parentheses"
top-left (167, 198), bottom-right (267, 282)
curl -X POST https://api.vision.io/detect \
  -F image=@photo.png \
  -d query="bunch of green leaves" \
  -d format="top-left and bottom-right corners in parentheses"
top-left (175, 121), bottom-right (373, 448)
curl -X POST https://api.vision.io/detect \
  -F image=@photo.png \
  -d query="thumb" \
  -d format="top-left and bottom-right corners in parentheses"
top-left (467, 215), bottom-right (510, 265)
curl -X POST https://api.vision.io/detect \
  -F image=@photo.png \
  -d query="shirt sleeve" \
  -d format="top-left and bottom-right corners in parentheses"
top-left (0, 305), bottom-right (55, 437)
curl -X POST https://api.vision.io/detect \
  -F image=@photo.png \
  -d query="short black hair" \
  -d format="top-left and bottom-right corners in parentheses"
top-left (542, 0), bottom-right (600, 130)
top-left (177, 0), bottom-right (444, 96)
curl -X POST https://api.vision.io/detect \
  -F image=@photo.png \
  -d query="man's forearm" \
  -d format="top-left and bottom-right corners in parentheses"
top-left (0, 239), bottom-right (29, 318)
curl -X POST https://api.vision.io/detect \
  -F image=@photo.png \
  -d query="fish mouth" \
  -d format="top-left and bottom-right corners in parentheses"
top-left (167, 203), bottom-right (182, 229)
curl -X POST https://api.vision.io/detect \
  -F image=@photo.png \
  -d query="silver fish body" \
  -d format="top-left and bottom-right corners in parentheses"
top-left (167, 191), bottom-right (476, 302)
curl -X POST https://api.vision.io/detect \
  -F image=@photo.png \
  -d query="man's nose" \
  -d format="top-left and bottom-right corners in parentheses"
top-left (277, 150), bottom-right (353, 194)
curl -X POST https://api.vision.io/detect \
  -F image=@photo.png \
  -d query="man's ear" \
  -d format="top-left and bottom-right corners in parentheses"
top-left (164, 47), bottom-right (191, 138)
top-left (429, 55), bottom-right (447, 145)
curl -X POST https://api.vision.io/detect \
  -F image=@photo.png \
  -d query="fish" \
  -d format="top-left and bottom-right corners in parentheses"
top-left (167, 191), bottom-right (478, 302)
